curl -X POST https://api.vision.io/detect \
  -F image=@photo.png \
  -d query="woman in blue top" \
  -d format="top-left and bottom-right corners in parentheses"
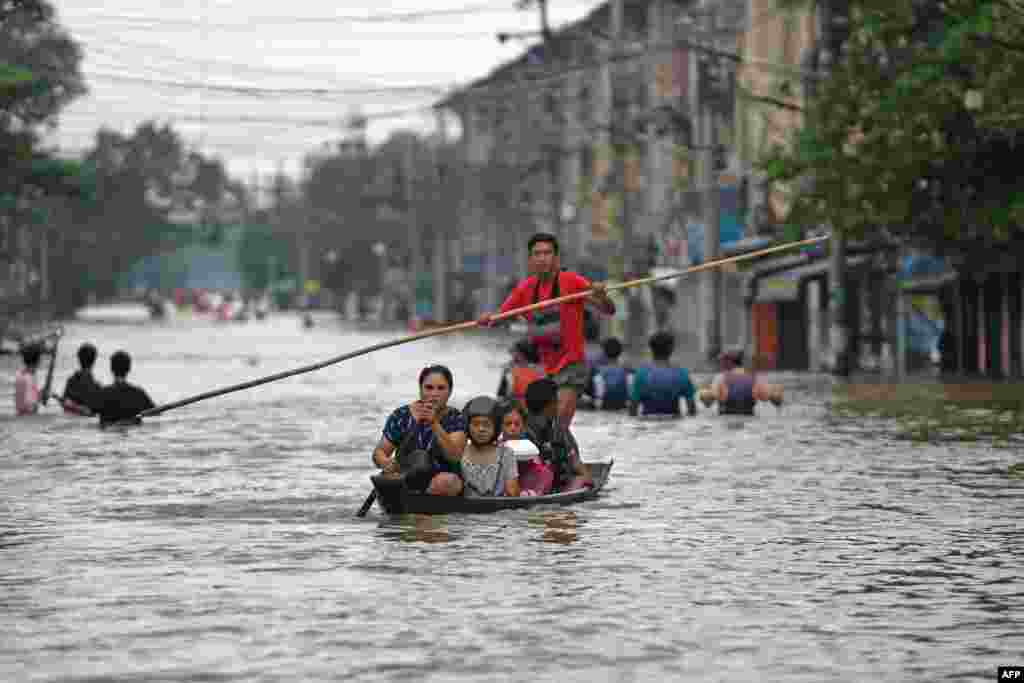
top-left (629, 331), bottom-right (697, 417)
top-left (371, 365), bottom-right (467, 496)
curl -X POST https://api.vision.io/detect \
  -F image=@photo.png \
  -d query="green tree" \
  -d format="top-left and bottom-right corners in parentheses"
top-left (1, 0), bottom-right (87, 215)
top-left (762, 0), bottom-right (1024, 262)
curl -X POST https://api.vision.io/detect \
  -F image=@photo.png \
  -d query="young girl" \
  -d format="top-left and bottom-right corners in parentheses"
top-left (460, 396), bottom-right (521, 498)
top-left (497, 399), bottom-right (527, 443)
top-left (498, 399), bottom-right (551, 497)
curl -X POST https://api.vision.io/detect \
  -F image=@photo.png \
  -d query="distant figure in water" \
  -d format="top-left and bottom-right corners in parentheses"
top-left (14, 342), bottom-right (43, 416)
top-left (302, 312), bottom-right (315, 329)
top-left (699, 348), bottom-right (783, 416)
top-left (96, 350), bottom-right (155, 427)
top-left (61, 342), bottom-right (104, 416)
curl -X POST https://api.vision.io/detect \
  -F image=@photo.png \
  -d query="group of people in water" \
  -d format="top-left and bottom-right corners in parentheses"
top-left (501, 333), bottom-right (782, 419)
top-left (13, 339), bottom-right (154, 427)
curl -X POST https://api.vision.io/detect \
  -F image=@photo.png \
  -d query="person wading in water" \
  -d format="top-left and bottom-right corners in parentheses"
top-left (477, 232), bottom-right (616, 429)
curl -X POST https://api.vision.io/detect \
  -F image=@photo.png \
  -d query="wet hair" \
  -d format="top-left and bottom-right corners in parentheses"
top-left (527, 232), bottom-right (559, 255)
top-left (720, 348), bottom-right (745, 367)
top-left (512, 339), bottom-right (539, 364)
top-left (419, 364), bottom-right (453, 392)
top-left (77, 343), bottom-right (97, 369)
top-left (648, 331), bottom-right (676, 360)
top-left (602, 337), bottom-right (623, 360)
top-left (497, 398), bottom-right (527, 425)
top-left (110, 350), bottom-right (132, 378)
top-left (20, 343), bottom-right (42, 368)
top-left (524, 377), bottom-right (559, 413)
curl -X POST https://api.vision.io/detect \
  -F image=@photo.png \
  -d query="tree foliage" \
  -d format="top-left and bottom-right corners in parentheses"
top-left (55, 122), bottom-right (248, 300)
top-left (761, 0), bottom-right (1024, 262)
top-left (1, 0), bottom-right (86, 203)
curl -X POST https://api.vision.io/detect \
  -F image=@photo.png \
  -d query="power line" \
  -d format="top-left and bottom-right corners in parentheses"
top-left (85, 44), bottom-right (442, 87)
top-left (83, 72), bottom-right (448, 97)
top-left (67, 2), bottom-right (518, 28)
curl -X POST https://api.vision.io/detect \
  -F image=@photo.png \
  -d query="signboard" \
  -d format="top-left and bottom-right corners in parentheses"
top-left (757, 275), bottom-right (800, 302)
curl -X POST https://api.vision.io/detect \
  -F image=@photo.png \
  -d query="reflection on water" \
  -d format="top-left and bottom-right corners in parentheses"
top-left (0, 316), bottom-right (1021, 682)
top-left (383, 514), bottom-right (453, 545)
top-left (529, 510), bottom-right (580, 545)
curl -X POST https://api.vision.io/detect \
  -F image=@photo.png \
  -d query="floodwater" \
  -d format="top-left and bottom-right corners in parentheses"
top-left (1, 315), bottom-right (1021, 682)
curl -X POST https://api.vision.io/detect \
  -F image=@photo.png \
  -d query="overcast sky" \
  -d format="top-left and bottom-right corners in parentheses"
top-left (45, 1), bottom-right (602, 182)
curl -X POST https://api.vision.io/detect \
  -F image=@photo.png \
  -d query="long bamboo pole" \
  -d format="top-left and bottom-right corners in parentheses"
top-left (137, 235), bottom-right (827, 419)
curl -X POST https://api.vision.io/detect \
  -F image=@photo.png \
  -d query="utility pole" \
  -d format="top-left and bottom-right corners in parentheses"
top-left (699, 1), bottom-right (722, 363)
top-left (433, 109), bottom-right (449, 324)
top-left (403, 135), bottom-right (421, 323)
top-left (820, 0), bottom-right (849, 375)
top-left (609, 0), bottom-right (641, 353)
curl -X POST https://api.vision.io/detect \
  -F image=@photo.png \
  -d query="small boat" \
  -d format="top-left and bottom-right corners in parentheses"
top-left (370, 461), bottom-right (614, 515)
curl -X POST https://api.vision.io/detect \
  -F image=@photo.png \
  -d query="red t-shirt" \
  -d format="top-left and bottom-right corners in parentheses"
top-left (499, 271), bottom-right (591, 374)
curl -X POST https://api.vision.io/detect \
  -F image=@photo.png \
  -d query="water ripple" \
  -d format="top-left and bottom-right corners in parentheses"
top-left (0, 319), bottom-right (1021, 682)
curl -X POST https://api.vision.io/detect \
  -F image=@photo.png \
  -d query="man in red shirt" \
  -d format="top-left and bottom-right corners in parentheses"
top-left (478, 233), bottom-right (615, 428)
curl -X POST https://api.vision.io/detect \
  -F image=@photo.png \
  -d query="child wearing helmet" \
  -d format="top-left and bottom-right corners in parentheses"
top-left (460, 396), bottom-right (522, 497)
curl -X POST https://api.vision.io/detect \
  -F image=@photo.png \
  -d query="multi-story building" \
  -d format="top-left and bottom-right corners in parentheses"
top-left (438, 0), bottom-right (752, 363)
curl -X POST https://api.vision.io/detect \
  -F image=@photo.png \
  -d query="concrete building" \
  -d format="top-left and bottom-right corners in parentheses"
top-left (437, 0), bottom-right (752, 364)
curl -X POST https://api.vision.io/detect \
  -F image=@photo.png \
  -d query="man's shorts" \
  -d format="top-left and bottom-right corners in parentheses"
top-left (550, 362), bottom-right (590, 394)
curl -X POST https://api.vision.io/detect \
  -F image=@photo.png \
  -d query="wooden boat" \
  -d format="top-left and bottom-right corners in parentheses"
top-left (370, 461), bottom-right (614, 515)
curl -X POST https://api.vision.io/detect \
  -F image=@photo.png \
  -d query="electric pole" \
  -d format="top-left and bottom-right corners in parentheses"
top-left (699, 1), bottom-right (722, 363)
top-left (433, 109), bottom-right (449, 324)
top-left (403, 135), bottom-right (420, 324)
top-left (821, 0), bottom-right (849, 375)
top-left (609, 0), bottom-right (641, 354)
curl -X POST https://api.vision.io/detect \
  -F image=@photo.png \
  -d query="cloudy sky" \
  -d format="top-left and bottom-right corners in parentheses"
top-left (47, 1), bottom-right (603, 180)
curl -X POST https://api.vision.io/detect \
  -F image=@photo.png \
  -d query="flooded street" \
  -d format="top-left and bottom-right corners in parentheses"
top-left (1, 316), bottom-right (1020, 682)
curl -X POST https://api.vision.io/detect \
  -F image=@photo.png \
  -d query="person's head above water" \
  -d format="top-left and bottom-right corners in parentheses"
top-left (718, 347), bottom-right (745, 370)
top-left (602, 337), bottom-right (623, 361)
top-left (524, 377), bottom-right (559, 416)
top-left (110, 350), bottom-right (132, 379)
top-left (648, 331), bottom-right (676, 361)
top-left (77, 343), bottom-right (97, 369)
top-left (19, 343), bottom-right (42, 369)
top-left (418, 364), bottom-right (454, 406)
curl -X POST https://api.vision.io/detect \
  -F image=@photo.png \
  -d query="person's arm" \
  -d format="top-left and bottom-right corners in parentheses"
top-left (430, 410), bottom-right (467, 464)
top-left (586, 281), bottom-right (616, 316)
top-left (374, 408), bottom-right (407, 472)
top-left (699, 373), bottom-right (722, 406)
top-left (629, 368), bottom-right (645, 402)
top-left (371, 435), bottom-right (399, 473)
top-left (593, 371), bottom-right (606, 408)
top-left (60, 396), bottom-right (92, 416)
top-left (500, 448), bottom-right (521, 497)
top-left (564, 429), bottom-right (592, 481)
top-left (681, 370), bottom-right (698, 416)
top-left (479, 282), bottom-right (526, 326)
